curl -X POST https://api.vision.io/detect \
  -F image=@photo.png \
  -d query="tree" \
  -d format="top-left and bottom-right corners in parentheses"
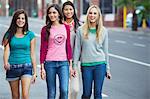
top-left (140, 0), bottom-right (150, 28)
top-left (115, 0), bottom-right (130, 29)
top-left (115, 0), bottom-right (140, 31)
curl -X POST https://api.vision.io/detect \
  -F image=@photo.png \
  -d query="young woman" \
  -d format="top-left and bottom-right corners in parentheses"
top-left (2, 9), bottom-right (37, 99)
top-left (62, 1), bottom-right (81, 99)
top-left (73, 5), bottom-right (112, 99)
top-left (40, 4), bottom-right (73, 99)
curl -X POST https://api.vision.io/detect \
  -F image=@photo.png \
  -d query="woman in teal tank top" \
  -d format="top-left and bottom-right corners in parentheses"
top-left (2, 9), bottom-right (37, 99)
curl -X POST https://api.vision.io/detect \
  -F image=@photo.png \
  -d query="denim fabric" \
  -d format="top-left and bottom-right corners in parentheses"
top-left (81, 64), bottom-right (106, 99)
top-left (6, 63), bottom-right (32, 81)
top-left (44, 61), bottom-right (69, 99)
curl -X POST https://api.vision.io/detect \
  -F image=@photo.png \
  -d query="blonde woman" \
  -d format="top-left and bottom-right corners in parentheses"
top-left (73, 5), bottom-right (111, 99)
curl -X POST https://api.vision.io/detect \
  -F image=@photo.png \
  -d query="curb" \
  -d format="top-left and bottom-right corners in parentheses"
top-left (107, 27), bottom-right (150, 36)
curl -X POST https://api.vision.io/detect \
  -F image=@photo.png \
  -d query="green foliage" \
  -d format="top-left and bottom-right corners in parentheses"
top-left (114, 0), bottom-right (130, 8)
top-left (0, 2), bottom-right (2, 8)
top-left (115, 0), bottom-right (150, 20)
top-left (114, 0), bottom-right (140, 9)
top-left (140, 0), bottom-right (150, 20)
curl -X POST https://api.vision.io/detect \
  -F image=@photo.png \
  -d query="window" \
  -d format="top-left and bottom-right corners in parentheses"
top-left (83, 0), bottom-right (89, 14)
top-left (100, 0), bottom-right (113, 14)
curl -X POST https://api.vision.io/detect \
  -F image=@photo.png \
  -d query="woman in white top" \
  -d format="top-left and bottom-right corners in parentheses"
top-left (62, 1), bottom-right (81, 99)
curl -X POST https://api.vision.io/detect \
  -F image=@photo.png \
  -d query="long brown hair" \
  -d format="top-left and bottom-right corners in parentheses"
top-left (45, 4), bottom-right (63, 41)
top-left (82, 5), bottom-right (104, 42)
top-left (62, 1), bottom-right (80, 31)
top-left (2, 9), bottom-right (28, 46)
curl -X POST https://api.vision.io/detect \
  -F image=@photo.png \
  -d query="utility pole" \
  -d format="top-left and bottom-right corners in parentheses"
top-left (6, 0), bottom-right (9, 16)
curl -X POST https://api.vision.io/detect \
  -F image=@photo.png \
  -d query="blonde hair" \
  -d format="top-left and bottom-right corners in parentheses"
top-left (82, 5), bottom-right (104, 42)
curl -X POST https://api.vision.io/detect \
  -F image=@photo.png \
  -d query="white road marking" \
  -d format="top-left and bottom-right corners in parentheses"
top-left (129, 35), bottom-right (133, 38)
top-left (129, 36), bottom-right (143, 40)
top-left (138, 37), bottom-right (143, 39)
top-left (115, 40), bottom-right (126, 44)
top-left (133, 43), bottom-right (146, 47)
top-left (102, 93), bottom-right (108, 97)
top-left (0, 24), bottom-right (9, 28)
top-left (109, 53), bottom-right (150, 67)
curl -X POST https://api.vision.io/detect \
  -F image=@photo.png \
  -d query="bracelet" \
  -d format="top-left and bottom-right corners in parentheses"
top-left (33, 74), bottom-right (37, 77)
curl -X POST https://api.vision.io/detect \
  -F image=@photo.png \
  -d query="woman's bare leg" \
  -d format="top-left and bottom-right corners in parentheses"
top-left (21, 77), bottom-right (32, 99)
top-left (9, 80), bottom-right (20, 99)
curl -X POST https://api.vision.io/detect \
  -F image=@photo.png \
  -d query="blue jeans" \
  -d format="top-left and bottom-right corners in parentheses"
top-left (44, 61), bottom-right (69, 99)
top-left (81, 64), bottom-right (106, 99)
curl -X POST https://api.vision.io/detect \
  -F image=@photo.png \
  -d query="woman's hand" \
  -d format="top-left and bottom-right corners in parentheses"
top-left (31, 73), bottom-right (37, 84)
top-left (40, 63), bottom-right (46, 80)
top-left (40, 67), bottom-right (46, 80)
top-left (4, 63), bottom-right (10, 70)
top-left (70, 66), bottom-right (76, 78)
top-left (106, 71), bottom-right (112, 79)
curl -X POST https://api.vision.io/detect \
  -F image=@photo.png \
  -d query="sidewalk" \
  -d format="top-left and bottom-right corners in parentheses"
top-left (29, 17), bottom-right (150, 36)
top-left (107, 27), bottom-right (150, 36)
top-left (28, 17), bottom-right (150, 36)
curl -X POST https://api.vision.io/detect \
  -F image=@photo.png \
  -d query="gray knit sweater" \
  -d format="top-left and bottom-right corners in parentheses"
top-left (73, 26), bottom-right (110, 71)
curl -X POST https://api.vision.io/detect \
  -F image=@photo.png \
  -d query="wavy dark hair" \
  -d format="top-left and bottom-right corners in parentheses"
top-left (2, 9), bottom-right (28, 46)
top-left (62, 1), bottom-right (80, 31)
top-left (45, 4), bottom-right (63, 40)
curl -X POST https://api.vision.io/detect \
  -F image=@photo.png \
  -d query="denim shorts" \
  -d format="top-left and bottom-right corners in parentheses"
top-left (6, 63), bottom-right (33, 81)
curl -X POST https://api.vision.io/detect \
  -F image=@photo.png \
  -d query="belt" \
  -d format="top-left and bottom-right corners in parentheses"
top-left (10, 63), bottom-right (32, 68)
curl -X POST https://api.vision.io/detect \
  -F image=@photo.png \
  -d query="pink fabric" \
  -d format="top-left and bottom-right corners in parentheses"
top-left (40, 24), bottom-right (72, 64)
top-left (64, 20), bottom-right (75, 29)
top-left (46, 25), bottom-right (67, 61)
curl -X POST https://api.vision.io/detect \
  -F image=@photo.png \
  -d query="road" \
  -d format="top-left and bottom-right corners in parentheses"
top-left (0, 17), bottom-right (150, 99)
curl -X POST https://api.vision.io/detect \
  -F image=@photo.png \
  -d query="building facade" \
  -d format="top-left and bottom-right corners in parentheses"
top-left (0, 0), bottom-right (123, 27)
top-left (0, 0), bottom-right (7, 16)
top-left (79, 0), bottom-right (122, 27)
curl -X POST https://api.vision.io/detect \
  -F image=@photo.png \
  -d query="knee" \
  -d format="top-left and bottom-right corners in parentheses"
top-left (60, 89), bottom-right (68, 97)
top-left (72, 88), bottom-right (79, 94)
top-left (12, 94), bottom-right (20, 99)
top-left (22, 93), bottom-right (29, 99)
top-left (82, 92), bottom-right (91, 99)
top-left (82, 95), bottom-right (90, 99)
top-left (11, 89), bottom-right (20, 99)
top-left (94, 93), bottom-right (102, 99)
top-left (61, 89), bottom-right (68, 95)
top-left (70, 82), bottom-right (80, 94)
top-left (48, 91), bottom-right (56, 99)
